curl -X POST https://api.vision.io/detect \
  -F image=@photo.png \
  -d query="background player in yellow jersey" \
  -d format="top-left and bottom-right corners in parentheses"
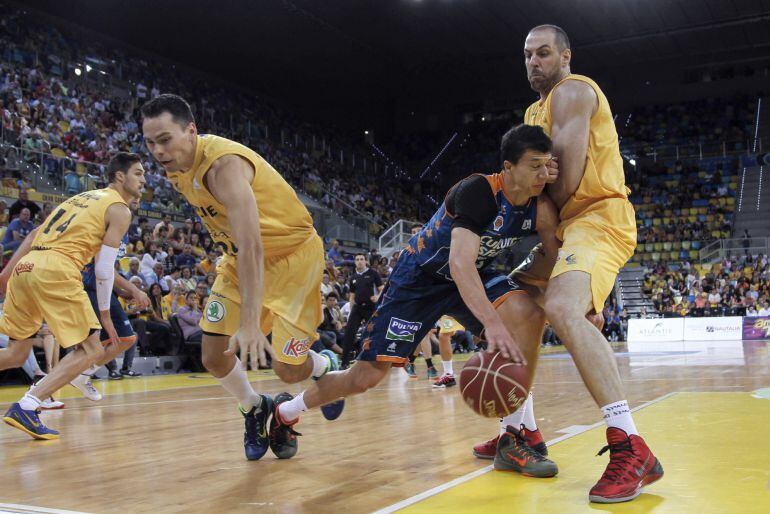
top-left (141, 95), bottom-right (341, 461)
top-left (0, 152), bottom-right (144, 439)
top-left (519, 25), bottom-right (662, 503)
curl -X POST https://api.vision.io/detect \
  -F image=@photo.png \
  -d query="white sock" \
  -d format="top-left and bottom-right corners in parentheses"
top-left (522, 392), bottom-right (537, 431)
top-left (85, 364), bottom-right (99, 376)
top-left (499, 402), bottom-right (527, 435)
top-left (19, 393), bottom-right (42, 411)
top-left (441, 360), bottom-right (453, 376)
top-left (277, 391), bottom-right (307, 423)
top-left (309, 350), bottom-right (330, 379)
top-left (601, 400), bottom-right (638, 436)
top-left (218, 358), bottom-right (262, 410)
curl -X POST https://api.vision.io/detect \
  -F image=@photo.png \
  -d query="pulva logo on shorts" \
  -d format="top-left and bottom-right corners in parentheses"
top-left (385, 317), bottom-right (422, 342)
top-left (282, 337), bottom-right (310, 358)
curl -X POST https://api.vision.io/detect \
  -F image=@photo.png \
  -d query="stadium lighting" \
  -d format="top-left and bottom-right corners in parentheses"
top-left (74, 67), bottom-right (82, 76)
top-left (364, 130), bottom-right (369, 135)
top-left (86, 64), bottom-right (92, 72)
top-left (629, 159), bottom-right (636, 166)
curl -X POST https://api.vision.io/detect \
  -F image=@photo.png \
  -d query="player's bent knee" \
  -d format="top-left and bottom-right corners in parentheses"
top-left (272, 361), bottom-right (308, 384)
top-left (350, 362), bottom-right (388, 394)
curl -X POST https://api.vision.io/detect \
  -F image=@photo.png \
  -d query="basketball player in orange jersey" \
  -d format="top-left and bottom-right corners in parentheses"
top-left (516, 25), bottom-right (663, 503)
top-left (0, 152), bottom-right (145, 439)
top-left (141, 94), bottom-right (342, 461)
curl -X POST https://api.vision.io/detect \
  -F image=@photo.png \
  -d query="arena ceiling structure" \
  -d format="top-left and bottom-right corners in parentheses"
top-left (21, 0), bottom-right (770, 126)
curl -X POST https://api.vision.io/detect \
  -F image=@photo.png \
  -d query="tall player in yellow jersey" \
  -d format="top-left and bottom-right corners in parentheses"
top-left (518, 25), bottom-right (662, 503)
top-left (0, 152), bottom-right (144, 439)
top-left (141, 95), bottom-right (341, 461)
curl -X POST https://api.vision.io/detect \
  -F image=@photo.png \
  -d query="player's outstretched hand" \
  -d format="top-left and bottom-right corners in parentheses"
top-left (100, 313), bottom-right (120, 346)
top-left (224, 326), bottom-right (275, 370)
top-left (132, 289), bottom-right (151, 310)
top-left (484, 320), bottom-right (527, 366)
top-left (586, 310), bottom-right (605, 331)
top-left (545, 156), bottom-right (559, 183)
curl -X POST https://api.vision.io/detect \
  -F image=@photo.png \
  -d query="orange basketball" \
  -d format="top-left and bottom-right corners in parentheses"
top-left (459, 351), bottom-right (531, 418)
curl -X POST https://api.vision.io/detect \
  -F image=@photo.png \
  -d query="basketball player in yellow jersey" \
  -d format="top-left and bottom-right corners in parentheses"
top-left (141, 94), bottom-right (341, 461)
top-left (0, 152), bottom-right (144, 440)
top-left (518, 25), bottom-right (662, 503)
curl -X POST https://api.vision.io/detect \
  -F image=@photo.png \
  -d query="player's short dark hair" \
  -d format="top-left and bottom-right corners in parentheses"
top-left (500, 124), bottom-right (552, 165)
top-left (530, 24), bottom-right (570, 52)
top-left (106, 152), bottom-right (142, 182)
top-left (140, 94), bottom-right (195, 127)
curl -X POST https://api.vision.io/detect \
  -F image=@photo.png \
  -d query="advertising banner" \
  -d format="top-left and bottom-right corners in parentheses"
top-left (627, 318), bottom-right (684, 342)
top-left (683, 316), bottom-right (742, 341)
top-left (742, 316), bottom-right (770, 340)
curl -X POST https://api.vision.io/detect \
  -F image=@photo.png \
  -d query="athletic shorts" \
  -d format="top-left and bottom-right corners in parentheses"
top-left (358, 251), bottom-right (525, 367)
top-left (200, 234), bottom-right (325, 365)
top-left (0, 252), bottom-right (101, 348)
top-left (86, 289), bottom-right (135, 343)
top-left (552, 199), bottom-right (637, 313)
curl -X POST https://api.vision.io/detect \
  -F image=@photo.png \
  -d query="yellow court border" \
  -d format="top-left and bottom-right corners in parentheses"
top-left (378, 391), bottom-right (770, 514)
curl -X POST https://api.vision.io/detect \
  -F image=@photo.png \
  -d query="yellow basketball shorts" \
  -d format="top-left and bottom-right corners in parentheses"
top-left (551, 199), bottom-right (637, 313)
top-left (0, 253), bottom-right (101, 348)
top-left (200, 234), bottom-right (325, 365)
top-left (438, 315), bottom-right (465, 334)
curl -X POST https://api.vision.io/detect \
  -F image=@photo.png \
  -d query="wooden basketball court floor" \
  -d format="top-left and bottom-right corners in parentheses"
top-left (0, 339), bottom-right (769, 514)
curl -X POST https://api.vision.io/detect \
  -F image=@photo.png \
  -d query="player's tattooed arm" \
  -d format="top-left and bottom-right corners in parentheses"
top-left (206, 154), bottom-right (274, 368)
top-left (547, 80), bottom-right (598, 208)
top-left (0, 227), bottom-right (38, 295)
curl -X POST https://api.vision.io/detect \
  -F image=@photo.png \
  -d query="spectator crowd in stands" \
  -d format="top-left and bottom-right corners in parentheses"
top-left (642, 254), bottom-right (770, 317)
top-left (0, 2), bottom-right (437, 236)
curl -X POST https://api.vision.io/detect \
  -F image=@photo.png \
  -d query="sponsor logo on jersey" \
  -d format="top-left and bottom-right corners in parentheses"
top-left (493, 215), bottom-right (504, 231)
top-left (521, 219), bottom-right (532, 230)
top-left (14, 262), bottom-right (34, 275)
top-left (385, 317), bottom-right (422, 342)
top-left (205, 300), bottom-right (226, 322)
top-left (282, 337), bottom-right (310, 358)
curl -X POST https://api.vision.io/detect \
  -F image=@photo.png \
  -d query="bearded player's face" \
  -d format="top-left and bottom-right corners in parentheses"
top-left (142, 112), bottom-right (196, 173)
top-left (523, 30), bottom-right (569, 94)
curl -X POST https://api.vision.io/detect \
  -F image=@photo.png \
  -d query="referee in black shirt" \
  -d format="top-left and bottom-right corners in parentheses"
top-left (341, 253), bottom-right (383, 368)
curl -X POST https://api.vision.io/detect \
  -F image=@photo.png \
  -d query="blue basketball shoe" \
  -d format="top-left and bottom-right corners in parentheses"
top-left (240, 394), bottom-right (273, 461)
top-left (3, 403), bottom-right (60, 440)
top-left (315, 349), bottom-right (345, 421)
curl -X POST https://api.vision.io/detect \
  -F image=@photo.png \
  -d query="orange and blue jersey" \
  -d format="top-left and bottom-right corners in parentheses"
top-left (408, 173), bottom-right (538, 281)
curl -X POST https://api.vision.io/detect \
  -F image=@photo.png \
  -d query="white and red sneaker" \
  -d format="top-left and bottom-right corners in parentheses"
top-left (39, 397), bottom-right (65, 410)
top-left (432, 374), bottom-right (456, 388)
top-left (589, 427), bottom-right (664, 503)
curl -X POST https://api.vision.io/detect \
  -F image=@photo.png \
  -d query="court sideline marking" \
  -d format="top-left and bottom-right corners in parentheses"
top-left (371, 391), bottom-right (677, 514)
top-left (0, 503), bottom-right (90, 514)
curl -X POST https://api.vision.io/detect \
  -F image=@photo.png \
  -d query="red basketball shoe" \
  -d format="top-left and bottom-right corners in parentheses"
top-left (472, 425), bottom-right (547, 459)
top-left (589, 428), bottom-right (664, 503)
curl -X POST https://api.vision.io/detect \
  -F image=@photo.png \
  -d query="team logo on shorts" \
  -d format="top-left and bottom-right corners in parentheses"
top-left (282, 337), bottom-right (310, 358)
top-left (205, 301), bottom-right (226, 322)
top-left (385, 317), bottom-right (422, 342)
top-left (493, 215), bottom-right (504, 231)
top-left (565, 253), bottom-right (577, 265)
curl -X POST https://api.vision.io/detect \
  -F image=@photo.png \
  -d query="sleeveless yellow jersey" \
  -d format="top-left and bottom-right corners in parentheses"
top-left (166, 135), bottom-right (315, 258)
top-left (30, 188), bottom-right (128, 270)
top-left (524, 74), bottom-right (629, 222)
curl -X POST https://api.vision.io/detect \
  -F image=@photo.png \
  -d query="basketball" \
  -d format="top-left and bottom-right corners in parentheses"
top-left (459, 351), bottom-right (531, 418)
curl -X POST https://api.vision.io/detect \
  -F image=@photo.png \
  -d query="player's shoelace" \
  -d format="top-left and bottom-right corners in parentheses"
top-left (596, 438), bottom-right (635, 483)
top-left (270, 421), bottom-right (302, 443)
top-left (511, 426), bottom-right (548, 462)
top-left (244, 410), bottom-right (266, 440)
